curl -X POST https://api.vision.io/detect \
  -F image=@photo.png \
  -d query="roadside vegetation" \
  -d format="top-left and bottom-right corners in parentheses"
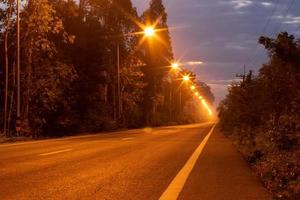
top-left (0, 0), bottom-right (213, 138)
top-left (218, 32), bottom-right (300, 199)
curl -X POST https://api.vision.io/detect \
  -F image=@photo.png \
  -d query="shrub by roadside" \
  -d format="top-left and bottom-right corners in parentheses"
top-left (225, 128), bottom-right (300, 199)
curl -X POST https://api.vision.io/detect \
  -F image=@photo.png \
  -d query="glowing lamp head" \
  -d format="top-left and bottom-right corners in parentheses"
top-left (144, 27), bottom-right (155, 37)
top-left (183, 75), bottom-right (190, 82)
top-left (190, 85), bottom-right (196, 90)
top-left (195, 92), bottom-right (199, 96)
top-left (171, 63), bottom-right (179, 70)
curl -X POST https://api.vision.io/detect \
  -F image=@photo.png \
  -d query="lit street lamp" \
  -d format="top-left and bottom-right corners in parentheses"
top-left (115, 25), bottom-right (156, 121)
top-left (171, 62), bottom-right (179, 70)
top-left (183, 75), bottom-right (190, 82)
top-left (144, 27), bottom-right (155, 37)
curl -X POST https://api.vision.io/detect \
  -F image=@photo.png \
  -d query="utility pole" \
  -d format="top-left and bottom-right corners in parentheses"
top-left (236, 64), bottom-right (246, 81)
top-left (179, 88), bottom-right (182, 115)
top-left (16, 0), bottom-right (21, 134)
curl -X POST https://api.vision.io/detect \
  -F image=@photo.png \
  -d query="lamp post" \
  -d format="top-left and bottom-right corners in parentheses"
top-left (16, 0), bottom-right (21, 135)
top-left (116, 41), bottom-right (121, 120)
top-left (169, 62), bottom-right (180, 121)
top-left (115, 26), bottom-right (155, 121)
top-left (179, 75), bottom-right (191, 113)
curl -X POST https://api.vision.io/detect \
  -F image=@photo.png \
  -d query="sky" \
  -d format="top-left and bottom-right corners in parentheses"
top-left (132, 0), bottom-right (300, 105)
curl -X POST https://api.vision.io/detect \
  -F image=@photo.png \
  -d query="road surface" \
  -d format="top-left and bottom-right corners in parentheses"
top-left (0, 123), bottom-right (271, 200)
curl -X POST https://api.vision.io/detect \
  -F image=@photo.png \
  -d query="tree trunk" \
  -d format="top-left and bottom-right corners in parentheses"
top-left (7, 62), bottom-right (16, 136)
top-left (3, 0), bottom-right (13, 137)
top-left (24, 42), bottom-right (33, 134)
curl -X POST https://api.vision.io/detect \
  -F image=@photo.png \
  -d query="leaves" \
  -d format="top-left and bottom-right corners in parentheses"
top-left (219, 32), bottom-right (300, 199)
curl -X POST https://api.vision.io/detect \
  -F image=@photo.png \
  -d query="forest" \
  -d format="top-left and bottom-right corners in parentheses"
top-left (0, 0), bottom-right (214, 137)
top-left (218, 32), bottom-right (300, 199)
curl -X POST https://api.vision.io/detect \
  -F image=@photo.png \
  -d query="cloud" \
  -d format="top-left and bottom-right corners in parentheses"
top-left (229, 0), bottom-right (253, 9)
top-left (273, 14), bottom-right (300, 26)
top-left (225, 43), bottom-right (249, 50)
top-left (208, 79), bottom-right (241, 85)
top-left (132, 0), bottom-right (300, 103)
top-left (261, 2), bottom-right (273, 8)
top-left (186, 61), bottom-right (204, 65)
top-left (283, 15), bottom-right (300, 25)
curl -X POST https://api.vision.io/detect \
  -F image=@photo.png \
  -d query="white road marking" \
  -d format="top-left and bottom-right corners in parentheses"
top-left (159, 124), bottom-right (217, 200)
top-left (121, 137), bottom-right (134, 141)
top-left (39, 148), bottom-right (73, 156)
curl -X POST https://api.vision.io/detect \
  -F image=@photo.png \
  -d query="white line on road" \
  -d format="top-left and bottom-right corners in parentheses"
top-left (39, 148), bottom-right (73, 156)
top-left (159, 124), bottom-right (217, 200)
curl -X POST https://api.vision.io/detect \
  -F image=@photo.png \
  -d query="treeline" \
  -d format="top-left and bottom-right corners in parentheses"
top-left (218, 32), bottom-right (299, 199)
top-left (0, 0), bottom-right (214, 137)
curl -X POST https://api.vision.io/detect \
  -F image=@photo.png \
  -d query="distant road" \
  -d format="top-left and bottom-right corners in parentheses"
top-left (0, 123), bottom-right (271, 200)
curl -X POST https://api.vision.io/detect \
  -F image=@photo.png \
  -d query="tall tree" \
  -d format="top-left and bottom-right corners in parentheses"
top-left (1, 0), bottom-right (14, 136)
top-left (142, 0), bottom-right (174, 124)
top-left (20, 0), bottom-right (77, 135)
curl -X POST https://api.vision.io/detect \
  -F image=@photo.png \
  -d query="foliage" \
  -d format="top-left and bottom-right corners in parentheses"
top-left (141, 0), bottom-right (174, 124)
top-left (218, 32), bottom-right (300, 199)
top-left (0, 0), bottom-right (213, 137)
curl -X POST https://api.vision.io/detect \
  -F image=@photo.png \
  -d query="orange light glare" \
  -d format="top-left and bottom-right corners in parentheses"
top-left (190, 85), bottom-right (196, 90)
top-left (195, 92), bottom-right (199, 96)
top-left (201, 99), bottom-right (213, 116)
top-left (171, 63), bottom-right (179, 70)
top-left (183, 75), bottom-right (190, 82)
top-left (144, 27), bottom-right (155, 37)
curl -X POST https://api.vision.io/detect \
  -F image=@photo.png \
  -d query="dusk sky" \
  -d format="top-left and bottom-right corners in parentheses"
top-left (132, 0), bottom-right (300, 105)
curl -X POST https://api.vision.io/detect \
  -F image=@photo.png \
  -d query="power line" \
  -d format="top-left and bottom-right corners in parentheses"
top-left (270, 0), bottom-right (296, 38)
top-left (248, 0), bottom-right (296, 68)
top-left (247, 0), bottom-right (280, 68)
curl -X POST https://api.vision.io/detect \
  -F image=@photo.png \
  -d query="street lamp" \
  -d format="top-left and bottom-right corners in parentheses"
top-left (183, 75), bottom-right (190, 82)
top-left (115, 25), bottom-right (157, 120)
top-left (171, 62), bottom-right (179, 70)
top-left (190, 85), bottom-right (196, 90)
top-left (144, 27), bottom-right (155, 37)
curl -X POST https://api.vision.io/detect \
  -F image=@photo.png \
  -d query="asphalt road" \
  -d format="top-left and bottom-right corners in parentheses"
top-left (0, 123), bottom-right (271, 200)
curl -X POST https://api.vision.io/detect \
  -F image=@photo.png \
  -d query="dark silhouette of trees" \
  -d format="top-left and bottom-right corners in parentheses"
top-left (0, 0), bottom-right (214, 137)
top-left (141, 0), bottom-right (174, 125)
top-left (218, 32), bottom-right (300, 199)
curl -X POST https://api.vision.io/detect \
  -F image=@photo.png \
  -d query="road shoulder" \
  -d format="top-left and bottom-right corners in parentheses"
top-left (178, 127), bottom-right (272, 200)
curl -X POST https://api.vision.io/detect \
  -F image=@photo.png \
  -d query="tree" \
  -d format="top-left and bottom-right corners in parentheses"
top-left (218, 32), bottom-right (300, 147)
top-left (218, 32), bottom-right (300, 199)
top-left (1, 0), bottom-right (14, 136)
top-left (141, 0), bottom-right (174, 124)
top-left (19, 0), bottom-right (77, 135)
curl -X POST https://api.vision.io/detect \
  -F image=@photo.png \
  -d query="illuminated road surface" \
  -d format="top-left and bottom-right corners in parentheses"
top-left (0, 123), bottom-right (271, 200)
